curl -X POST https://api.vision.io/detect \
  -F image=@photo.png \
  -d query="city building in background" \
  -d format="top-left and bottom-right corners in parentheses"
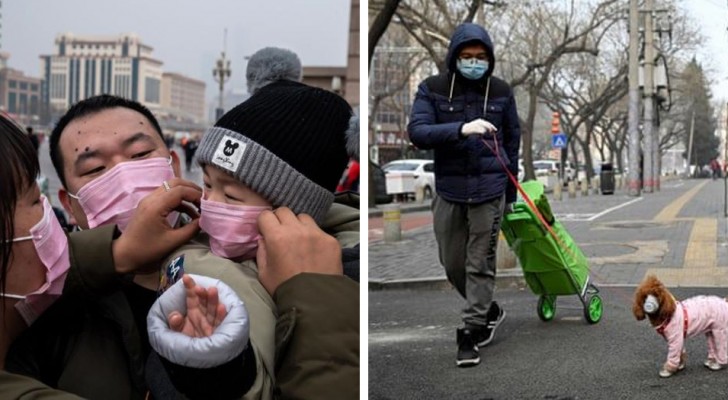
top-left (0, 52), bottom-right (42, 127)
top-left (160, 72), bottom-right (206, 123)
top-left (303, 66), bottom-right (347, 94)
top-left (345, 0), bottom-right (359, 109)
top-left (369, 21), bottom-right (437, 165)
top-left (37, 33), bottom-right (206, 131)
top-left (297, 0), bottom-right (359, 109)
top-left (40, 33), bottom-right (163, 122)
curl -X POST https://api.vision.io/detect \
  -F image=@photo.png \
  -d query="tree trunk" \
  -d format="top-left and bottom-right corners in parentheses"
top-left (368, 0), bottom-right (402, 64)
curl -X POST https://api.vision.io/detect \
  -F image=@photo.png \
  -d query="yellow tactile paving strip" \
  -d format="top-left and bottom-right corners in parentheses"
top-left (643, 181), bottom-right (725, 286)
top-left (653, 181), bottom-right (708, 222)
top-left (683, 218), bottom-right (717, 269)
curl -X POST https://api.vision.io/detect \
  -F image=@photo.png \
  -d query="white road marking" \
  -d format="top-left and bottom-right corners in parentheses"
top-left (586, 197), bottom-right (644, 221)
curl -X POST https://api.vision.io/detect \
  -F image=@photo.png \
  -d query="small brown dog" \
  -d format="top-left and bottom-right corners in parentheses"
top-left (633, 275), bottom-right (728, 377)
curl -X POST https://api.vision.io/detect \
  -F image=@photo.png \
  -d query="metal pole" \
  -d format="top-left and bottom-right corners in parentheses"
top-left (643, 0), bottom-right (655, 193)
top-left (723, 170), bottom-right (728, 218)
top-left (627, 0), bottom-right (641, 196)
top-left (383, 204), bottom-right (402, 242)
top-left (687, 110), bottom-right (695, 177)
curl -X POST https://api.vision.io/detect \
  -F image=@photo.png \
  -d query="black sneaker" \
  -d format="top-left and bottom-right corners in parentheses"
top-left (456, 328), bottom-right (480, 367)
top-left (476, 301), bottom-right (506, 347)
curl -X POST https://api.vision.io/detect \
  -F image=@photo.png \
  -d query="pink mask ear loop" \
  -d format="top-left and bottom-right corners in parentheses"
top-left (0, 292), bottom-right (26, 300)
top-left (9, 235), bottom-right (33, 243)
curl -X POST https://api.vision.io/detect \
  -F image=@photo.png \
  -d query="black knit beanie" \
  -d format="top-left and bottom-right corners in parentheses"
top-left (196, 80), bottom-right (354, 222)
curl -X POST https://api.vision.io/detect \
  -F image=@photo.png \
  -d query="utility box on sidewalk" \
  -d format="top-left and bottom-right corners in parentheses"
top-left (385, 172), bottom-right (415, 195)
top-left (600, 163), bottom-right (615, 195)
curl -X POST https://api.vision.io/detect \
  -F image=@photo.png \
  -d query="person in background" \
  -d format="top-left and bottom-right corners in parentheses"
top-left (710, 157), bottom-right (722, 180)
top-left (25, 126), bottom-right (39, 154)
top-left (183, 134), bottom-right (200, 173)
top-left (337, 159), bottom-right (360, 193)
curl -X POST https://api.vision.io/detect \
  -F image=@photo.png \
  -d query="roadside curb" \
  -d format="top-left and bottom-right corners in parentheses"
top-left (368, 270), bottom-right (526, 291)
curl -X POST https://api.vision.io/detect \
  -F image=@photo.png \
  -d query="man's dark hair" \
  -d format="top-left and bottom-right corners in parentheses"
top-left (50, 94), bottom-right (164, 188)
top-left (25, 126), bottom-right (33, 134)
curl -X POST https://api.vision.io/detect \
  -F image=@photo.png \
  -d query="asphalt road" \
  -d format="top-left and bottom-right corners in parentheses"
top-left (369, 286), bottom-right (728, 400)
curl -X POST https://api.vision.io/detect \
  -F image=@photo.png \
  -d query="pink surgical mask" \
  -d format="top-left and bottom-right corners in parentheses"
top-left (199, 198), bottom-right (271, 260)
top-left (68, 156), bottom-right (176, 232)
top-left (1, 196), bottom-right (70, 325)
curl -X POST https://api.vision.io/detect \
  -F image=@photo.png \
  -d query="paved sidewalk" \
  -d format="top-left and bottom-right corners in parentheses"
top-left (369, 178), bottom-right (728, 289)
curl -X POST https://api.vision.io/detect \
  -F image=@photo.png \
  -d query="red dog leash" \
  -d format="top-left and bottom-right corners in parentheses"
top-left (481, 136), bottom-right (580, 262)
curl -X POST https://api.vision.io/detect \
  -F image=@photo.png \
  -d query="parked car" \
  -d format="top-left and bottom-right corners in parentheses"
top-left (382, 159), bottom-right (436, 199)
top-left (533, 159), bottom-right (576, 182)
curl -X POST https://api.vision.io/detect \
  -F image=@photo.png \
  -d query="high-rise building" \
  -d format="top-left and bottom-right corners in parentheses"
top-left (0, 52), bottom-right (42, 127)
top-left (345, 0), bottom-right (359, 108)
top-left (298, 0), bottom-right (359, 108)
top-left (40, 33), bottom-right (163, 121)
top-left (160, 72), bottom-right (206, 123)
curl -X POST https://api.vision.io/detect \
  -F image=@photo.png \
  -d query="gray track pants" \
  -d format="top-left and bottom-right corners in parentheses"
top-left (433, 195), bottom-right (504, 327)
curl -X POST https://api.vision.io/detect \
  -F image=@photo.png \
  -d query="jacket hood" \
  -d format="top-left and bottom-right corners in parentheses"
top-left (446, 23), bottom-right (495, 78)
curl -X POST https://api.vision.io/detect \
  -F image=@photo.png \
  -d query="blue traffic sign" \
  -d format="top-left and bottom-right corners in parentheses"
top-left (552, 133), bottom-right (568, 149)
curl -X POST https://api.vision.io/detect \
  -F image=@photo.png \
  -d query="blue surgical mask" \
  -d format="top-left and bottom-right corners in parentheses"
top-left (457, 58), bottom-right (488, 80)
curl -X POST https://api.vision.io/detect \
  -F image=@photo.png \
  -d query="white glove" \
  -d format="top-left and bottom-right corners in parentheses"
top-left (461, 118), bottom-right (497, 136)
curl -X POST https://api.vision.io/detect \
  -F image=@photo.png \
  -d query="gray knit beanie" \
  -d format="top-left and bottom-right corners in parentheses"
top-left (245, 47), bottom-right (302, 95)
top-left (196, 80), bottom-right (356, 223)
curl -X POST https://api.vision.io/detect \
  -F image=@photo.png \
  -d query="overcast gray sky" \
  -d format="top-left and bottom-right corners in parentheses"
top-left (681, 0), bottom-right (728, 102)
top-left (2, 0), bottom-right (350, 103)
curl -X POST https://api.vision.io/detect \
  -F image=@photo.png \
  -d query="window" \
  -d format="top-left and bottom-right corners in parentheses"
top-left (31, 83), bottom-right (39, 92)
top-left (7, 92), bottom-right (16, 113)
top-left (383, 163), bottom-right (418, 172)
top-left (30, 96), bottom-right (39, 115)
top-left (8, 80), bottom-right (16, 89)
top-left (19, 93), bottom-right (28, 114)
top-left (19, 82), bottom-right (28, 90)
top-left (144, 77), bottom-right (160, 103)
top-left (423, 163), bottom-right (435, 173)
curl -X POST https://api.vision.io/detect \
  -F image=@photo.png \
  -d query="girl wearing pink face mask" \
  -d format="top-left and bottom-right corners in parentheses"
top-left (0, 116), bottom-right (70, 367)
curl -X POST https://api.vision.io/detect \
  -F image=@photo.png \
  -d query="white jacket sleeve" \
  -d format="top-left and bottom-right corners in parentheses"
top-left (147, 273), bottom-right (250, 368)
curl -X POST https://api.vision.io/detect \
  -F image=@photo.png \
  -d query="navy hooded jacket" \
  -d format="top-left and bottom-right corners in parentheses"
top-left (407, 23), bottom-right (521, 204)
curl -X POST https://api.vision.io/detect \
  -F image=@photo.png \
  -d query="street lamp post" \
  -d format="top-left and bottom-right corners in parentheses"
top-left (212, 51), bottom-right (231, 122)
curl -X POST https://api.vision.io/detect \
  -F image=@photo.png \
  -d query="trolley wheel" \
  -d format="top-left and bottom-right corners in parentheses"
top-left (584, 294), bottom-right (603, 324)
top-left (537, 295), bottom-right (556, 322)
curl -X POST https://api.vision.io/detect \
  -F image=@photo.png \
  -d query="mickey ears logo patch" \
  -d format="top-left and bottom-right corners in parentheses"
top-left (213, 135), bottom-right (246, 172)
top-left (223, 140), bottom-right (240, 156)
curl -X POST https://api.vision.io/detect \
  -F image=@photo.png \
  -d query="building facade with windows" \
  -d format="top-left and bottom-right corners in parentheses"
top-left (40, 33), bottom-right (163, 122)
top-left (0, 53), bottom-right (42, 127)
top-left (160, 72), bottom-right (206, 123)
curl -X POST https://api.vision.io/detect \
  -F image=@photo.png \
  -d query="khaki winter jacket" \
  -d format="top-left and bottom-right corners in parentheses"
top-left (158, 194), bottom-right (361, 400)
top-left (0, 370), bottom-right (84, 400)
top-left (274, 273), bottom-right (359, 400)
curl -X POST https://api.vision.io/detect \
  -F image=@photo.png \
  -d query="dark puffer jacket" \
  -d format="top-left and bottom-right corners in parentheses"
top-left (408, 23), bottom-right (521, 204)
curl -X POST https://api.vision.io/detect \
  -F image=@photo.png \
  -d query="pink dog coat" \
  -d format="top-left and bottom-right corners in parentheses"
top-left (655, 296), bottom-right (728, 369)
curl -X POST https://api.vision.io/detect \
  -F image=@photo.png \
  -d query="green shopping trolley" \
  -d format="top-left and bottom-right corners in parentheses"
top-left (500, 180), bottom-right (602, 324)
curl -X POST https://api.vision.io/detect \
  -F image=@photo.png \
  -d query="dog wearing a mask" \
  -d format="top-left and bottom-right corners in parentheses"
top-left (633, 275), bottom-right (728, 377)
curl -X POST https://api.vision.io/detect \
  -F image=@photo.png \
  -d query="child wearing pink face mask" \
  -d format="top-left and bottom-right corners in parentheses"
top-left (147, 78), bottom-right (360, 399)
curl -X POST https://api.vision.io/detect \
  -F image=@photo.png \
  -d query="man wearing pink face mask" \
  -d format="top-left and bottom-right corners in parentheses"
top-left (4, 95), bottom-right (256, 400)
